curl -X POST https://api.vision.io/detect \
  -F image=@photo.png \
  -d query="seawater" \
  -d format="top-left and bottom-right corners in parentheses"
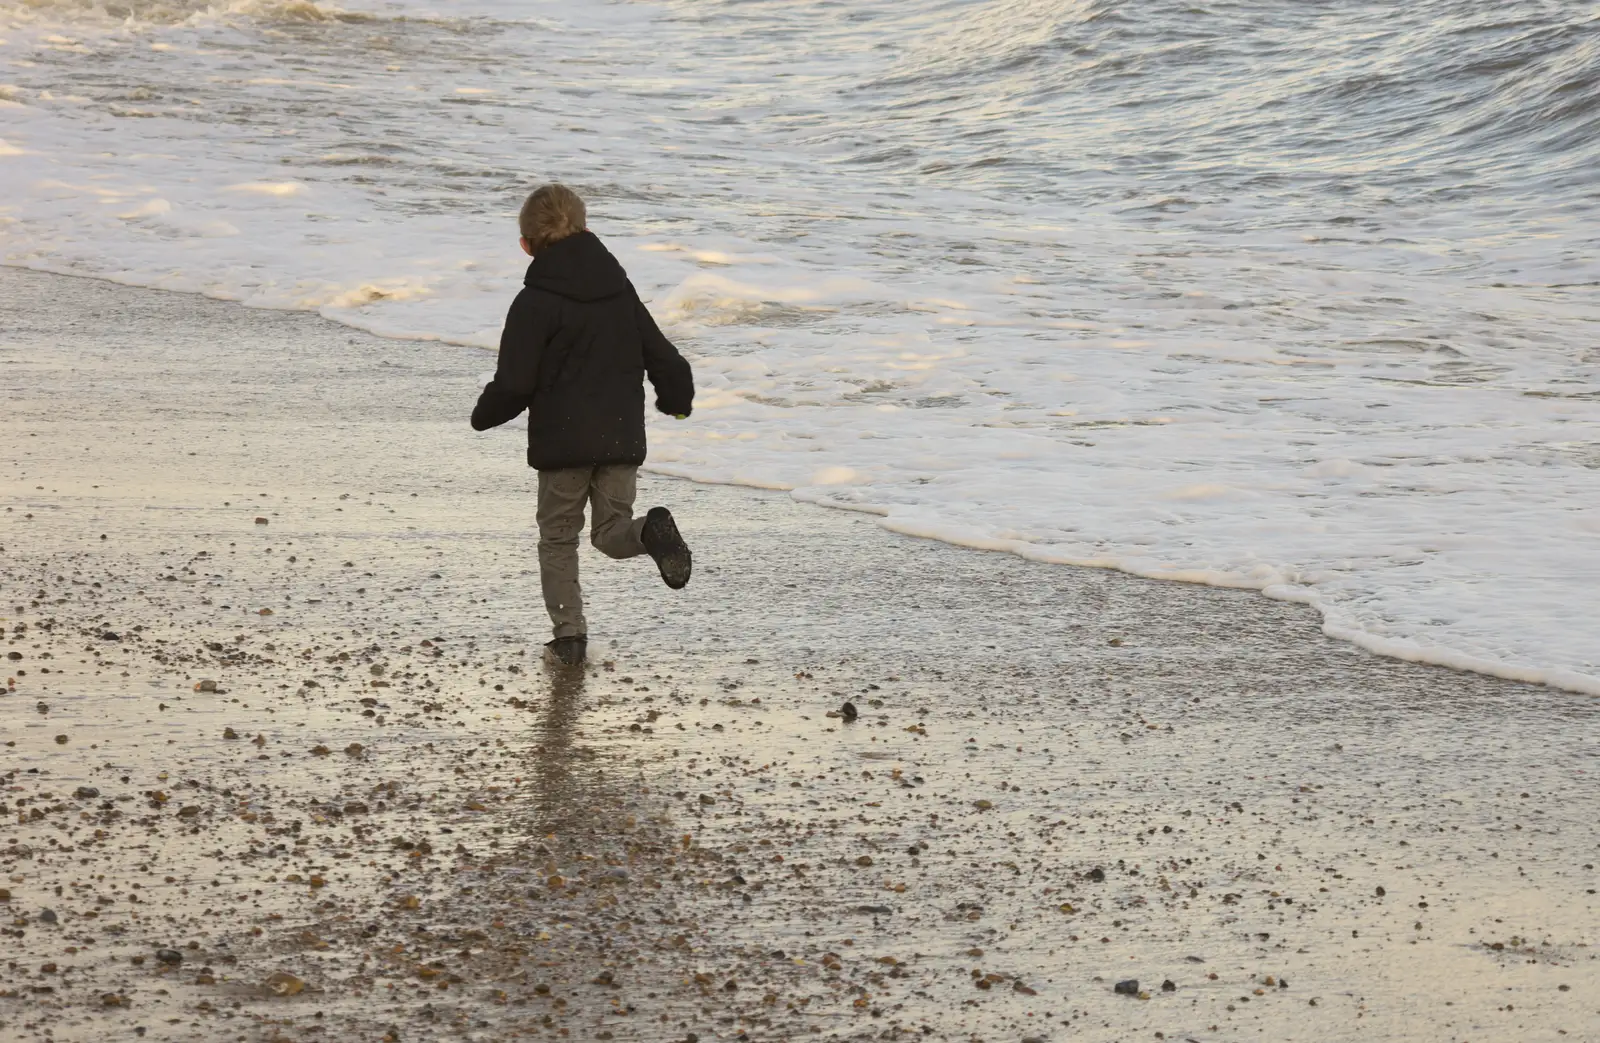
top-left (2, 0), bottom-right (1597, 692)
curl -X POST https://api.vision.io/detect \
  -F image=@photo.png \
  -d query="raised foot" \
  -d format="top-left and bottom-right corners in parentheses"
top-left (641, 506), bottom-right (691, 590)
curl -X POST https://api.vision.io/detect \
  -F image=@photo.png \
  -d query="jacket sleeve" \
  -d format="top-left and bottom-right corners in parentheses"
top-left (472, 291), bottom-right (552, 431)
top-left (633, 289), bottom-right (694, 417)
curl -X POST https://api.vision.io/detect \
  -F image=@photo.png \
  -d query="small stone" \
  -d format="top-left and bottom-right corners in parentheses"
top-left (265, 971), bottom-right (305, 996)
top-left (399, 895), bottom-right (421, 910)
top-left (54, 734), bottom-right (68, 745)
top-left (0, 888), bottom-right (10, 902)
top-left (1161, 979), bottom-right (1177, 992)
top-left (100, 993), bottom-right (125, 1007)
top-left (1108, 637), bottom-right (1123, 646)
top-left (178, 805), bottom-right (201, 818)
top-left (254, 517), bottom-right (269, 525)
top-left (839, 701), bottom-right (859, 722)
top-left (310, 745), bottom-right (331, 756)
top-left (38, 909), bottom-right (57, 924)
top-left (345, 743), bottom-right (364, 757)
top-left (855, 855), bottom-right (874, 867)
top-left (1113, 979), bottom-right (1139, 995)
top-left (1375, 886), bottom-right (1386, 897)
top-left (698, 794), bottom-right (715, 806)
top-left (6, 651), bottom-right (20, 661)
top-left (257, 607), bottom-right (274, 616)
top-left (156, 949), bottom-right (183, 966)
top-left (74, 786), bottom-right (100, 799)
top-left (1085, 867), bottom-right (1106, 882)
top-left (223, 727), bottom-right (240, 740)
top-left (974, 799), bottom-right (994, 811)
top-left (195, 679), bottom-right (218, 693)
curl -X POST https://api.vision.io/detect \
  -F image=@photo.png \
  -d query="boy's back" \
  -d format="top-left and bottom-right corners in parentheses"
top-left (472, 227), bottom-right (693, 468)
top-left (472, 184), bottom-right (694, 666)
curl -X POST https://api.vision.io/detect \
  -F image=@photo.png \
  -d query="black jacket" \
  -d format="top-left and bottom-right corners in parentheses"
top-left (471, 231), bottom-right (694, 470)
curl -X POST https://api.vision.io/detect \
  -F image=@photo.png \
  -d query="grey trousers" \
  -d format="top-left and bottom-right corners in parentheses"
top-left (537, 464), bottom-right (648, 639)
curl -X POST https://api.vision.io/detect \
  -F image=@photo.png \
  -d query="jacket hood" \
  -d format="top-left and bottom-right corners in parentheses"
top-left (523, 230), bottom-right (630, 302)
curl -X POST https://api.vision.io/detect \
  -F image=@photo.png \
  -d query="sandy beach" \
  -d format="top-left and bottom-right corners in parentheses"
top-left (2, 265), bottom-right (1597, 1043)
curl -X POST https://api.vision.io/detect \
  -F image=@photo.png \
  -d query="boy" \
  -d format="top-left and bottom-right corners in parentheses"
top-left (472, 184), bottom-right (694, 666)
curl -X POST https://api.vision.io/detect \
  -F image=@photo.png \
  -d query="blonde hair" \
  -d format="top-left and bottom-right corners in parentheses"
top-left (518, 184), bottom-right (587, 254)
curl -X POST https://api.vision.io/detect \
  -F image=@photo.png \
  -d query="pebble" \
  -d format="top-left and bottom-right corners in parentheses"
top-left (1114, 979), bottom-right (1139, 995)
top-left (75, 786), bottom-right (100, 799)
top-left (839, 701), bottom-right (859, 722)
top-left (156, 949), bottom-right (184, 966)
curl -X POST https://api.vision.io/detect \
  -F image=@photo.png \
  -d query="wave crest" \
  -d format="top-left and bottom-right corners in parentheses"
top-left (0, 0), bottom-right (369, 28)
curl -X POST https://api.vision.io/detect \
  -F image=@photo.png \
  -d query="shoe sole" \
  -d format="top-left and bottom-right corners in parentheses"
top-left (643, 507), bottom-right (691, 590)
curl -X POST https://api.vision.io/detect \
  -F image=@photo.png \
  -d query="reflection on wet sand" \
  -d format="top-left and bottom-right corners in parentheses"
top-left (525, 663), bottom-right (589, 829)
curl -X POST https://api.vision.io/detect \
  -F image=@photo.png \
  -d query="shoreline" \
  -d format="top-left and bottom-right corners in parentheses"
top-left (2, 266), bottom-right (1597, 1043)
top-left (10, 261), bottom-right (1597, 700)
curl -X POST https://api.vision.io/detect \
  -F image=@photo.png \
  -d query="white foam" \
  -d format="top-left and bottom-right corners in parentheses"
top-left (2, 0), bottom-right (1597, 697)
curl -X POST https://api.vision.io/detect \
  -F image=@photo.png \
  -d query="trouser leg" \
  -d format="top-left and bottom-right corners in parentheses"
top-left (588, 464), bottom-right (648, 560)
top-left (537, 467), bottom-right (591, 639)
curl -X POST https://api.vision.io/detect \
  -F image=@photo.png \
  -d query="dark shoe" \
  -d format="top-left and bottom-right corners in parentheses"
top-left (640, 506), bottom-right (691, 590)
top-left (544, 635), bottom-right (587, 666)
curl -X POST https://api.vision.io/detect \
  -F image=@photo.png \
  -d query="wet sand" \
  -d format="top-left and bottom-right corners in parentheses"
top-left (1, 265), bottom-right (1597, 1043)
